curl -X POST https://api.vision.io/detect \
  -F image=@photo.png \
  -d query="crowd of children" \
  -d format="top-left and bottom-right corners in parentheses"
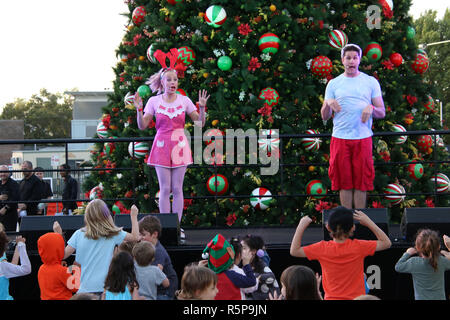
top-left (0, 200), bottom-right (449, 300)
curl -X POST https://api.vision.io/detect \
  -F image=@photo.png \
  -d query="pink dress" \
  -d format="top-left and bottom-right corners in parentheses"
top-left (143, 94), bottom-right (196, 168)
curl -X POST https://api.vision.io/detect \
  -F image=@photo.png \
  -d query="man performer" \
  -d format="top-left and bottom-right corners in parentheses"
top-left (321, 44), bottom-right (385, 209)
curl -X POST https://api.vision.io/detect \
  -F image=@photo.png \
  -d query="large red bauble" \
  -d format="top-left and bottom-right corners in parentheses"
top-left (389, 53), bottom-right (403, 67)
top-left (311, 56), bottom-right (332, 78)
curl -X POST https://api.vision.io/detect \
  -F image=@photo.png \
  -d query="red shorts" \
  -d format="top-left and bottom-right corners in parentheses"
top-left (329, 137), bottom-right (374, 191)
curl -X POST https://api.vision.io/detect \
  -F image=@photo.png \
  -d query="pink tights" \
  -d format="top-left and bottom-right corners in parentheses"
top-left (155, 166), bottom-right (187, 222)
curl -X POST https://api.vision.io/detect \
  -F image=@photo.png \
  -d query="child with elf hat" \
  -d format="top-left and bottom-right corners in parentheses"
top-left (201, 234), bottom-right (256, 300)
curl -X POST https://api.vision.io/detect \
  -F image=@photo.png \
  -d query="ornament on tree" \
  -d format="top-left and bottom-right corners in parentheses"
top-left (177, 46), bottom-right (196, 66)
top-left (411, 54), bottom-right (429, 74)
top-left (111, 204), bottom-right (121, 215)
top-left (206, 174), bottom-right (228, 195)
top-left (430, 173), bottom-right (450, 193)
top-left (378, 0), bottom-right (393, 18)
top-left (306, 180), bottom-right (327, 200)
top-left (328, 30), bottom-right (348, 49)
top-left (310, 56), bottom-right (332, 78)
top-left (124, 92), bottom-right (135, 105)
top-left (250, 187), bottom-right (272, 210)
top-left (137, 85), bottom-right (151, 99)
top-left (417, 135), bottom-right (433, 153)
top-left (89, 184), bottom-right (104, 200)
top-left (423, 95), bottom-right (436, 113)
top-left (258, 33), bottom-right (280, 55)
top-left (301, 129), bottom-right (322, 151)
top-left (96, 122), bottom-right (109, 139)
top-left (205, 5), bottom-right (227, 28)
top-left (132, 6), bottom-right (146, 26)
top-left (258, 130), bottom-right (280, 155)
top-left (103, 140), bottom-right (116, 156)
top-left (389, 53), bottom-right (403, 67)
top-left (391, 124), bottom-right (407, 144)
top-left (363, 42), bottom-right (382, 63)
top-left (128, 142), bottom-right (149, 159)
top-left (384, 183), bottom-right (406, 205)
top-left (416, 48), bottom-right (427, 58)
top-left (258, 87), bottom-right (279, 107)
top-left (167, 0), bottom-right (183, 5)
top-left (204, 129), bottom-right (224, 147)
top-left (146, 44), bottom-right (156, 63)
top-left (217, 55), bottom-right (232, 71)
top-left (407, 162), bottom-right (424, 180)
top-left (406, 26), bottom-right (415, 40)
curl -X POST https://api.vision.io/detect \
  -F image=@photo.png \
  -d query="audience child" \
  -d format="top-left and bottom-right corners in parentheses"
top-left (138, 215), bottom-right (178, 299)
top-left (102, 251), bottom-right (141, 300)
top-left (290, 207), bottom-right (391, 300)
top-left (0, 232), bottom-right (31, 300)
top-left (132, 241), bottom-right (169, 300)
top-left (37, 231), bottom-right (79, 300)
top-left (241, 234), bottom-right (280, 300)
top-left (202, 233), bottom-right (256, 300)
top-left (59, 199), bottom-right (140, 295)
top-left (270, 265), bottom-right (322, 300)
top-left (395, 229), bottom-right (450, 300)
top-left (176, 264), bottom-right (218, 300)
top-left (228, 237), bottom-right (258, 299)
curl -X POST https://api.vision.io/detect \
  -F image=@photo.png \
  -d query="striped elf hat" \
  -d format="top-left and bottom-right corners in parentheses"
top-left (203, 234), bottom-right (235, 274)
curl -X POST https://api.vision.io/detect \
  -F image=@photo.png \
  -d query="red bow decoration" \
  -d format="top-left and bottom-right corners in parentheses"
top-left (153, 48), bottom-right (187, 78)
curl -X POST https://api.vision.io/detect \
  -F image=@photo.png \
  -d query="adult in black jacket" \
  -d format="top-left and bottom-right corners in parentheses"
top-left (0, 165), bottom-right (20, 231)
top-left (18, 161), bottom-right (43, 216)
top-left (60, 164), bottom-right (78, 215)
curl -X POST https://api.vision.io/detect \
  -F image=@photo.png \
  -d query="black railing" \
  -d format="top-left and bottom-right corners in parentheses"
top-left (0, 129), bottom-right (449, 218)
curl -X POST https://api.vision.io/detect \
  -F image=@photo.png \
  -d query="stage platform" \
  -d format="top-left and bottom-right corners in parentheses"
top-left (6, 224), bottom-right (450, 300)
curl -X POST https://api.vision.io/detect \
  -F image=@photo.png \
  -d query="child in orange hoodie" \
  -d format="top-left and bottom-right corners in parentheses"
top-left (37, 231), bottom-right (79, 300)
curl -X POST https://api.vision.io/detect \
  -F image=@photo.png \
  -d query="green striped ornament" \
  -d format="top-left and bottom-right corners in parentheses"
top-left (430, 173), bottom-right (450, 193)
top-left (177, 46), bottom-right (196, 66)
top-left (258, 33), bottom-right (280, 54)
top-left (391, 124), bottom-right (407, 145)
top-left (328, 30), bottom-right (348, 49)
top-left (384, 183), bottom-right (405, 205)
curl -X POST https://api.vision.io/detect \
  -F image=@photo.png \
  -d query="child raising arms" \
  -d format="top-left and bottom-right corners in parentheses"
top-left (58, 199), bottom-right (140, 295)
top-left (290, 207), bottom-right (391, 300)
top-left (395, 229), bottom-right (450, 300)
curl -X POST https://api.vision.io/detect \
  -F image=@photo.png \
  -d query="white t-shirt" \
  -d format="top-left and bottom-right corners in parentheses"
top-left (324, 72), bottom-right (382, 139)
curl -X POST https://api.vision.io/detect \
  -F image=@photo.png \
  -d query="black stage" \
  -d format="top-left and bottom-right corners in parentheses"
top-left (7, 224), bottom-right (450, 300)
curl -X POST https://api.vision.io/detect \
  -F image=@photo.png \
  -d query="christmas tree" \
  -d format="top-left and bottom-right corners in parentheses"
top-left (83, 0), bottom-right (449, 227)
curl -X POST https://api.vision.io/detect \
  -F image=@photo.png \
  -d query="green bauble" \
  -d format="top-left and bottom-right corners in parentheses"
top-left (406, 26), bottom-right (415, 40)
top-left (137, 85), bottom-right (151, 99)
top-left (217, 56), bottom-right (232, 71)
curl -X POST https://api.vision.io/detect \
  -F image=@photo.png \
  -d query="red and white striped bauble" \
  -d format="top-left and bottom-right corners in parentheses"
top-left (250, 187), bottom-right (272, 210)
top-left (258, 129), bottom-right (280, 154)
top-left (391, 124), bottom-right (407, 144)
top-left (430, 173), bottom-right (450, 193)
top-left (89, 185), bottom-right (103, 200)
top-left (97, 122), bottom-right (109, 139)
top-left (128, 142), bottom-right (149, 159)
top-left (301, 129), bottom-right (322, 151)
top-left (384, 183), bottom-right (405, 205)
top-left (328, 30), bottom-right (348, 49)
top-left (204, 5), bottom-right (227, 28)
